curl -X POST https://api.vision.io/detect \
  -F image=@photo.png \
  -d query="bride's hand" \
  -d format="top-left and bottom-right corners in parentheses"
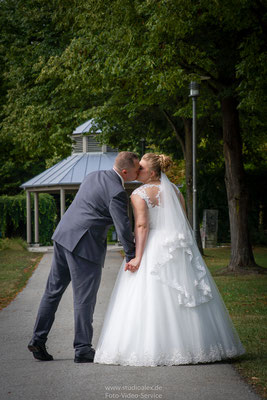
top-left (125, 258), bottom-right (140, 273)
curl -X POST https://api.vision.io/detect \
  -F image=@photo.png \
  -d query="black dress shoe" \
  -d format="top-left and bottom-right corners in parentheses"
top-left (74, 348), bottom-right (95, 363)
top-left (28, 339), bottom-right (53, 361)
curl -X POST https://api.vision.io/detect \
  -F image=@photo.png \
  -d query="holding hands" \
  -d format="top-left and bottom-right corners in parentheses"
top-left (125, 257), bottom-right (140, 273)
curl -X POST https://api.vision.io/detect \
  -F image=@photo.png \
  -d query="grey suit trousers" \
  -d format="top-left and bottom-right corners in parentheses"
top-left (32, 242), bottom-right (102, 356)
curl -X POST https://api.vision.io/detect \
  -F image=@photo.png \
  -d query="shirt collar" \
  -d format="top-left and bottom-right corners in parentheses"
top-left (113, 167), bottom-right (125, 187)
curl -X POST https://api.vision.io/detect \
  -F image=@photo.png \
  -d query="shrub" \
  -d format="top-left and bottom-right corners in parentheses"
top-left (0, 193), bottom-right (57, 245)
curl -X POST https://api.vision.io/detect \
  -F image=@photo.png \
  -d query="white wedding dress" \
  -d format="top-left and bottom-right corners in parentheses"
top-left (94, 176), bottom-right (245, 366)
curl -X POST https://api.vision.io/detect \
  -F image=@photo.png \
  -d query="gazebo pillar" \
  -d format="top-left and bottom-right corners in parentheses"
top-left (82, 136), bottom-right (88, 153)
top-left (26, 190), bottom-right (32, 244)
top-left (34, 192), bottom-right (39, 244)
top-left (60, 188), bottom-right (66, 219)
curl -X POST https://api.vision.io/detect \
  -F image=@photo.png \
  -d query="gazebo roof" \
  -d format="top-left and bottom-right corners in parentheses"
top-left (20, 152), bottom-right (118, 189)
top-left (73, 119), bottom-right (100, 134)
top-left (21, 119), bottom-right (139, 246)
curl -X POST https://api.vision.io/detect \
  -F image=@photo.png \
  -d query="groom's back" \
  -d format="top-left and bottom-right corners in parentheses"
top-left (52, 169), bottom-right (124, 264)
top-left (69, 170), bottom-right (120, 223)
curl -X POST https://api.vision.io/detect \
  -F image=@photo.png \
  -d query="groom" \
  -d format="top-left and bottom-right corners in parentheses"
top-left (28, 151), bottom-right (140, 363)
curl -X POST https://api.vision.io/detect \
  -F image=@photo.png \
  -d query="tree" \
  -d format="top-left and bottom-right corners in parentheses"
top-left (66, 0), bottom-right (264, 271)
top-left (0, 0), bottom-right (76, 193)
top-left (1, 0), bottom-right (266, 270)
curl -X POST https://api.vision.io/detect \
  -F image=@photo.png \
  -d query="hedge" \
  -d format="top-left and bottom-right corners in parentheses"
top-left (0, 193), bottom-right (57, 245)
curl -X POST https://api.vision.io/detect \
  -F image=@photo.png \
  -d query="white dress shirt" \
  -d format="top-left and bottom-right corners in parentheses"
top-left (113, 167), bottom-right (125, 188)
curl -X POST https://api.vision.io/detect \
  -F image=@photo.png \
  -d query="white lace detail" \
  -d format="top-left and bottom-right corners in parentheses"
top-left (95, 344), bottom-right (244, 367)
top-left (150, 232), bottom-right (213, 308)
top-left (131, 184), bottom-right (161, 208)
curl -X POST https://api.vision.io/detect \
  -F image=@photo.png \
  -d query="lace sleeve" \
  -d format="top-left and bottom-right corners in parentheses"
top-left (131, 186), bottom-right (149, 206)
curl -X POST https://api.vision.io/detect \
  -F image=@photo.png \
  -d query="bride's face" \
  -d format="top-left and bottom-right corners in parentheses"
top-left (138, 159), bottom-right (154, 183)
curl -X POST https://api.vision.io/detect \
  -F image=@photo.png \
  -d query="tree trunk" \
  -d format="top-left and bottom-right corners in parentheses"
top-left (162, 111), bottom-right (203, 254)
top-left (221, 96), bottom-right (256, 270)
top-left (162, 111), bottom-right (191, 217)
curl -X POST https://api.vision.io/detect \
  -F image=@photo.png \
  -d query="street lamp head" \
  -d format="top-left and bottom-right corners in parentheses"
top-left (189, 81), bottom-right (200, 97)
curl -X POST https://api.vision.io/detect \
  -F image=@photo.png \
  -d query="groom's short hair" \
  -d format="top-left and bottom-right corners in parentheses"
top-left (114, 151), bottom-right (139, 171)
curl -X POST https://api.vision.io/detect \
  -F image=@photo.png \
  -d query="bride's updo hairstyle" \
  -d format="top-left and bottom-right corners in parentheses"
top-left (142, 153), bottom-right (172, 178)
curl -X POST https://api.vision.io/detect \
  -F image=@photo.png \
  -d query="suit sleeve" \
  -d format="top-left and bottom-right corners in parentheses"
top-left (109, 191), bottom-right (135, 262)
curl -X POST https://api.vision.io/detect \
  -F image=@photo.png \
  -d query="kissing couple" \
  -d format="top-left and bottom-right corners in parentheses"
top-left (28, 151), bottom-right (245, 366)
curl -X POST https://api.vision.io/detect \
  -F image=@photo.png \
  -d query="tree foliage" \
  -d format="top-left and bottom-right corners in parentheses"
top-left (0, 0), bottom-right (76, 193)
top-left (0, 0), bottom-right (266, 263)
top-left (1, 0), bottom-right (266, 177)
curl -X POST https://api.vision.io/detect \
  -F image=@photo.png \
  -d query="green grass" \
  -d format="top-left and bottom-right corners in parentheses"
top-left (0, 239), bottom-right (266, 397)
top-left (0, 238), bottom-right (43, 310)
top-left (204, 246), bottom-right (267, 399)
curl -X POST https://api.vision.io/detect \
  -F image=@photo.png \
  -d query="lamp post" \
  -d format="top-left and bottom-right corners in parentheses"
top-left (189, 81), bottom-right (200, 240)
top-left (140, 138), bottom-right (146, 157)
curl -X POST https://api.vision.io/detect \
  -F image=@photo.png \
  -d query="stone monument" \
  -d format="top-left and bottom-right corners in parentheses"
top-left (201, 209), bottom-right (219, 248)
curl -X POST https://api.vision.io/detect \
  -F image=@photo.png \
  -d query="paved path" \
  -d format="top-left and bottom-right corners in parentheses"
top-left (0, 249), bottom-right (261, 400)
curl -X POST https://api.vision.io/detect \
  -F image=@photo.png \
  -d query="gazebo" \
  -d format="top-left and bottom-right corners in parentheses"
top-left (20, 120), bottom-right (139, 245)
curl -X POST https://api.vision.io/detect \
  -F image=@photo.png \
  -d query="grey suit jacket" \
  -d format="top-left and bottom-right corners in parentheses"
top-left (52, 169), bottom-right (135, 266)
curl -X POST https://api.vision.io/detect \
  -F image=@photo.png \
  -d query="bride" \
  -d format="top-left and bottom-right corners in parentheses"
top-left (94, 153), bottom-right (245, 366)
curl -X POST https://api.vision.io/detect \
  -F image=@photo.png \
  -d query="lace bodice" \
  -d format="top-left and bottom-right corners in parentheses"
top-left (131, 183), bottom-right (180, 207)
top-left (131, 183), bottom-right (181, 229)
top-left (131, 184), bottom-right (162, 208)
top-left (131, 184), bottom-right (161, 229)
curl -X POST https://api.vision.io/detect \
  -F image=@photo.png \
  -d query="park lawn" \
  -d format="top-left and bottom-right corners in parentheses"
top-left (0, 239), bottom-right (266, 397)
top-left (0, 238), bottom-right (43, 310)
top-left (204, 246), bottom-right (267, 399)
